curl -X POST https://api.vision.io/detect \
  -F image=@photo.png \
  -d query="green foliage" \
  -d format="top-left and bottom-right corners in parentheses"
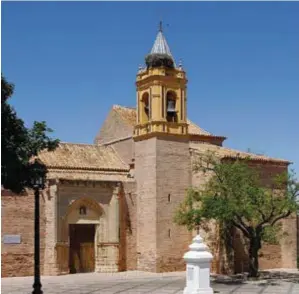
top-left (261, 224), bottom-right (282, 245)
top-left (1, 75), bottom-right (59, 193)
top-left (174, 151), bottom-right (299, 276)
top-left (174, 188), bottom-right (203, 231)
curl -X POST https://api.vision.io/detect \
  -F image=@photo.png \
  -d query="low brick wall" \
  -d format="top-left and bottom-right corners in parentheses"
top-left (1, 189), bottom-right (46, 277)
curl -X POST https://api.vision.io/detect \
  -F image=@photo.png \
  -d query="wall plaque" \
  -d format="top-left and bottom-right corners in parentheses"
top-left (3, 234), bottom-right (21, 244)
top-left (187, 265), bottom-right (194, 281)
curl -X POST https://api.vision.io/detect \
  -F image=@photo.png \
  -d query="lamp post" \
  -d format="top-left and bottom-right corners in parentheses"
top-left (31, 161), bottom-right (45, 294)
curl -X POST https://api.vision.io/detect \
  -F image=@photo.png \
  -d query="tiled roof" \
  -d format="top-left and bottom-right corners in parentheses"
top-left (188, 120), bottom-right (211, 136)
top-left (112, 105), bottom-right (211, 136)
top-left (113, 105), bottom-right (137, 126)
top-left (46, 169), bottom-right (130, 182)
top-left (190, 142), bottom-right (290, 165)
top-left (39, 143), bottom-right (129, 171)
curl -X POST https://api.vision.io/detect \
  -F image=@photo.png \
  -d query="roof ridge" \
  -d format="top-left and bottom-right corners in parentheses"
top-left (221, 146), bottom-right (289, 162)
top-left (190, 143), bottom-right (290, 164)
top-left (113, 104), bottom-right (136, 110)
top-left (59, 142), bottom-right (110, 148)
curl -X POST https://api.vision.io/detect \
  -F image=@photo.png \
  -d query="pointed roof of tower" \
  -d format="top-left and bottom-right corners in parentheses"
top-left (150, 22), bottom-right (174, 59)
top-left (145, 22), bottom-right (176, 68)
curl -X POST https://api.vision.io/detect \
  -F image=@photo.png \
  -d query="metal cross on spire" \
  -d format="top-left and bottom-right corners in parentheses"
top-left (159, 20), bottom-right (163, 32)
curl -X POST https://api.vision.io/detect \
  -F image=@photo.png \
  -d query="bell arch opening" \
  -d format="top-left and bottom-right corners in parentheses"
top-left (141, 92), bottom-right (149, 122)
top-left (166, 91), bottom-right (178, 122)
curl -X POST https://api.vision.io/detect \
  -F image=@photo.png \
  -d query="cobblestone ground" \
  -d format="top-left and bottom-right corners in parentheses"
top-left (2, 271), bottom-right (299, 294)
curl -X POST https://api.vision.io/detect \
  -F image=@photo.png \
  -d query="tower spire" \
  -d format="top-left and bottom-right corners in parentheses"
top-left (144, 23), bottom-right (177, 69)
top-left (151, 22), bottom-right (171, 56)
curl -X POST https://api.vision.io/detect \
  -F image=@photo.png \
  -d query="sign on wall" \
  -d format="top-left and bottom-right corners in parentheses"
top-left (187, 265), bottom-right (194, 281)
top-left (3, 234), bottom-right (21, 244)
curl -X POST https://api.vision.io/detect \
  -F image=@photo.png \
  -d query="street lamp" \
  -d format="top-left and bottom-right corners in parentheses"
top-left (31, 160), bottom-right (45, 294)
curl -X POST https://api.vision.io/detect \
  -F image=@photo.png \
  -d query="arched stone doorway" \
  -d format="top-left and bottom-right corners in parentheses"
top-left (56, 197), bottom-right (108, 274)
top-left (64, 197), bottom-right (105, 273)
top-left (55, 182), bottom-right (121, 275)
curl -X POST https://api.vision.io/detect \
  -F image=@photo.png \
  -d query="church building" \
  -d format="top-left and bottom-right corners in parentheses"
top-left (2, 25), bottom-right (298, 277)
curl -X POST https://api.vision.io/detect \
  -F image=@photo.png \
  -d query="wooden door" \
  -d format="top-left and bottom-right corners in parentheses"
top-left (69, 224), bottom-right (95, 273)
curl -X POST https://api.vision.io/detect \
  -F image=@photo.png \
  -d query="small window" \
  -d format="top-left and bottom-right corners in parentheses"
top-left (168, 194), bottom-right (171, 202)
top-left (79, 206), bottom-right (87, 215)
top-left (168, 229), bottom-right (171, 238)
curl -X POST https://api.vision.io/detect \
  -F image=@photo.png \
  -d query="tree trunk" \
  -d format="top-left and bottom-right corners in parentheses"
top-left (248, 237), bottom-right (260, 277)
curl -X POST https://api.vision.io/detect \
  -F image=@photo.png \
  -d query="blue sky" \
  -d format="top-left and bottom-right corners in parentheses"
top-left (2, 2), bottom-right (299, 177)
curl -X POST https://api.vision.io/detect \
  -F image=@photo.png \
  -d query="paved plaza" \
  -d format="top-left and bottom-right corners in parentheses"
top-left (2, 271), bottom-right (299, 294)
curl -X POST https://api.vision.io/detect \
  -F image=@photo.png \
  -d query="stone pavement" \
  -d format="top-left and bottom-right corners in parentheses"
top-left (2, 271), bottom-right (299, 294)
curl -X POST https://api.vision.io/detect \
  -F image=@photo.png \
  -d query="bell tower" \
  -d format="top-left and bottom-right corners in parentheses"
top-left (134, 22), bottom-right (188, 138)
top-left (134, 23), bottom-right (192, 272)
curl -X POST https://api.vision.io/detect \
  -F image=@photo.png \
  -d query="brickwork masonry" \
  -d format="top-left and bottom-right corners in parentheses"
top-left (135, 136), bottom-right (192, 272)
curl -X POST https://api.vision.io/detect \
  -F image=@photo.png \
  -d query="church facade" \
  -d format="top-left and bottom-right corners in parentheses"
top-left (2, 26), bottom-right (298, 277)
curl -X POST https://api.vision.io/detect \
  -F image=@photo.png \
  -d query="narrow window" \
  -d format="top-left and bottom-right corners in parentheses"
top-left (168, 229), bottom-right (171, 238)
top-left (79, 206), bottom-right (87, 215)
top-left (168, 194), bottom-right (171, 202)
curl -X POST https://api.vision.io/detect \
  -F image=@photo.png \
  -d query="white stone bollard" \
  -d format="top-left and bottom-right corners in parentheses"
top-left (183, 234), bottom-right (214, 294)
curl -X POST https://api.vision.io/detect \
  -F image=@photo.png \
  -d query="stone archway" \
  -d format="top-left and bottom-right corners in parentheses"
top-left (62, 197), bottom-right (107, 245)
top-left (66, 198), bottom-right (105, 273)
top-left (55, 188), bottom-right (121, 274)
top-left (56, 197), bottom-right (108, 274)
top-left (65, 197), bottom-right (105, 224)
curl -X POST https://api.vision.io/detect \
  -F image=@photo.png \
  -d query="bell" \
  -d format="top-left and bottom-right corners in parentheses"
top-left (167, 100), bottom-right (176, 113)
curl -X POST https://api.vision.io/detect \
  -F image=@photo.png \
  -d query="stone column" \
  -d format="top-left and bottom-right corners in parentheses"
top-left (109, 183), bottom-right (120, 243)
top-left (183, 234), bottom-right (213, 294)
top-left (43, 179), bottom-right (58, 275)
top-left (103, 183), bottom-right (121, 272)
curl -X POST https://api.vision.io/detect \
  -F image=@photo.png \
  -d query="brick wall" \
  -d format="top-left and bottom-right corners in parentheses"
top-left (155, 137), bottom-right (192, 272)
top-left (1, 189), bottom-right (46, 277)
top-left (248, 163), bottom-right (297, 270)
top-left (135, 137), bottom-right (157, 271)
top-left (281, 214), bottom-right (298, 269)
top-left (191, 153), bottom-right (219, 272)
top-left (191, 152), bottom-right (297, 272)
top-left (232, 229), bottom-right (282, 273)
top-left (135, 135), bottom-right (192, 272)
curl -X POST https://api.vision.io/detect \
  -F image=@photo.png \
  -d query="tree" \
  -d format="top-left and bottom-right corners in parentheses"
top-left (174, 151), bottom-right (299, 277)
top-left (1, 75), bottom-right (59, 193)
